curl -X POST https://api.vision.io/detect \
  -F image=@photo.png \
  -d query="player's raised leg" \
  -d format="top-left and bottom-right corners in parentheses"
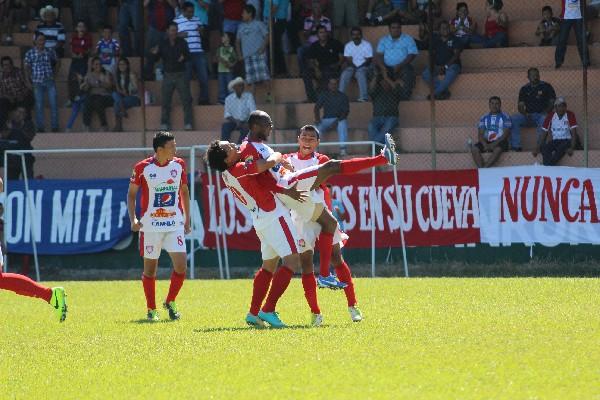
top-left (332, 244), bottom-right (362, 322)
top-left (315, 207), bottom-right (348, 290)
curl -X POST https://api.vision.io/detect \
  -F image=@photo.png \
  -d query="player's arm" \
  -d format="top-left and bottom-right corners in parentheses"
top-left (180, 183), bottom-right (192, 234)
top-left (239, 152), bottom-right (284, 176)
top-left (255, 172), bottom-right (307, 202)
top-left (127, 182), bottom-right (142, 232)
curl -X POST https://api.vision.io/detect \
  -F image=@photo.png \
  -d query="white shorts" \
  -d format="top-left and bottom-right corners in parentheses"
top-left (140, 230), bottom-right (187, 259)
top-left (255, 212), bottom-right (305, 260)
top-left (292, 218), bottom-right (348, 252)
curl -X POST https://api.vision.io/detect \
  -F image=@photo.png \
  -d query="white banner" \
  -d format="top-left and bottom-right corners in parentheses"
top-left (478, 165), bottom-right (600, 246)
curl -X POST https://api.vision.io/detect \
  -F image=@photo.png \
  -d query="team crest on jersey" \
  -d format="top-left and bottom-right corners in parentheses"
top-left (170, 169), bottom-right (178, 178)
top-left (145, 245), bottom-right (154, 254)
top-left (298, 239), bottom-right (306, 248)
top-left (243, 156), bottom-right (254, 169)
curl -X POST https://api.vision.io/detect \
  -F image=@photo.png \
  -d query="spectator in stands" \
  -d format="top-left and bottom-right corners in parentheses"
top-left (470, 0), bottom-right (508, 48)
top-left (0, 56), bottom-right (34, 128)
top-left (221, 0), bottom-right (245, 34)
top-left (422, 20), bottom-right (461, 100)
top-left (332, 0), bottom-right (358, 41)
top-left (468, 96), bottom-right (512, 168)
top-left (375, 18), bottom-right (417, 100)
top-left (81, 56), bottom-right (114, 132)
top-left (263, 0), bottom-right (290, 77)
top-left (65, 73), bottom-right (86, 133)
top-left (112, 58), bottom-right (140, 132)
top-left (367, 72), bottom-right (402, 144)
top-left (151, 22), bottom-right (194, 130)
top-left (533, 97), bottom-right (578, 166)
top-left (118, 0), bottom-right (143, 57)
top-left (72, 0), bottom-right (105, 32)
top-left (536, 6), bottom-right (560, 46)
top-left (188, 0), bottom-right (210, 52)
top-left (314, 77), bottom-right (349, 155)
top-left (143, 0), bottom-right (176, 80)
top-left (450, 2), bottom-right (476, 49)
top-left (25, 33), bottom-right (60, 133)
top-left (35, 5), bottom-right (65, 57)
top-left (297, 2), bottom-right (332, 76)
top-left (510, 68), bottom-right (556, 152)
top-left (67, 20), bottom-right (92, 107)
top-left (236, 5), bottom-right (271, 102)
top-left (2, 107), bottom-right (35, 179)
top-left (555, 0), bottom-right (589, 68)
top-left (303, 25), bottom-right (343, 102)
top-left (176, 2), bottom-right (209, 105)
top-left (291, 0), bottom-right (330, 52)
top-left (97, 24), bottom-right (120, 73)
top-left (221, 77), bottom-right (256, 143)
top-left (217, 33), bottom-right (237, 104)
top-left (366, 0), bottom-right (396, 26)
top-left (1, 0), bottom-right (31, 45)
top-left (339, 27), bottom-right (372, 102)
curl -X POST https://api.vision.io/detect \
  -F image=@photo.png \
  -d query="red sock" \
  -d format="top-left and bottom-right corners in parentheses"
top-left (261, 266), bottom-right (293, 313)
top-left (142, 274), bottom-right (156, 310)
top-left (334, 261), bottom-right (357, 307)
top-left (340, 155), bottom-right (387, 175)
top-left (0, 273), bottom-right (52, 302)
top-left (318, 232), bottom-right (334, 277)
top-left (250, 268), bottom-right (273, 315)
top-left (165, 270), bottom-right (185, 303)
top-left (301, 273), bottom-right (321, 314)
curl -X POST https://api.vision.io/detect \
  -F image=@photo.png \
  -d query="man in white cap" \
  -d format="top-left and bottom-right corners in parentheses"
top-left (34, 5), bottom-right (65, 57)
top-left (221, 77), bottom-right (256, 143)
top-left (533, 97), bottom-right (579, 166)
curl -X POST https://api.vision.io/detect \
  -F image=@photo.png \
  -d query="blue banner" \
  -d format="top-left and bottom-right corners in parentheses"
top-left (5, 179), bottom-right (132, 255)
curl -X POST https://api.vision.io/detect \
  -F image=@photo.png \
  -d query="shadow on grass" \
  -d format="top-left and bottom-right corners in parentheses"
top-left (194, 324), bottom-right (339, 333)
top-left (128, 319), bottom-right (178, 324)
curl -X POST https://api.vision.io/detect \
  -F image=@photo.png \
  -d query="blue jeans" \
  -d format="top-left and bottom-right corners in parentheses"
top-left (221, 120), bottom-right (248, 143)
top-left (118, 0), bottom-right (142, 57)
top-left (34, 80), bottom-right (58, 130)
top-left (422, 64), bottom-right (461, 96)
top-left (317, 117), bottom-right (348, 151)
top-left (510, 112), bottom-right (545, 149)
top-left (66, 95), bottom-right (86, 129)
top-left (223, 19), bottom-right (240, 34)
top-left (471, 32), bottom-right (508, 48)
top-left (218, 72), bottom-right (233, 104)
top-left (112, 92), bottom-right (141, 116)
top-left (186, 52), bottom-right (209, 103)
top-left (339, 65), bottom-right (370, 100)
top-left (555, 18), bottom-right (589, 66)
top-left (368, 116), bottom-right (399, 144)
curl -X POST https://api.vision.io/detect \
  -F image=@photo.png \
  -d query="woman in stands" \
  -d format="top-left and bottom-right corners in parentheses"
top-left (471, 0), bottom-right (509, 48)
top-left (81, 56), bottom-right (114, 132)
top-left (112, 57), bottom-right (140, 132)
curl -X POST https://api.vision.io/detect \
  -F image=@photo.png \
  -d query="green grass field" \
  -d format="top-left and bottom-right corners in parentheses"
top-left (1, 278), bottom-right (599, 399)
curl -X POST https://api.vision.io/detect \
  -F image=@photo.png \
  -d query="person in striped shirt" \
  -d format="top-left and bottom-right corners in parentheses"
top-left (175, 2), bottom-right (209, 105)
top-left (468, 96), bottom-right (512, 168)
top-left (34, 5), bottom-right (65, 58)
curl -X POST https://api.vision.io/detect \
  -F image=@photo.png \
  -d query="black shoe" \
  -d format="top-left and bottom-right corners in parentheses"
top-left (37, 128), bottom-right (45, 133)
top-left (51, 127), bottom-right (59, 133)
top-left (555, 63), bottom-right (562, 69)
top-left (512, 147), bottom-right (522, 152)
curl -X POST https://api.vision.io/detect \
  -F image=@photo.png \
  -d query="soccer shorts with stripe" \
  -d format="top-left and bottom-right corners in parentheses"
top-left (139, 230), bottom-right (186, 259)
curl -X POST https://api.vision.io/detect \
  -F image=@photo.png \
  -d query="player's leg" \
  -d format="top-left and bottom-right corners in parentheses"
top-left (140, 231), bottom-right (161, 321)
top-left (315, 207), bottom-right (348, 289)
top-left (332, 244), bottom-right (362, 322)
top-left (246, 257), bottom-right (278, 328)
top-left (164, 231), bottom-right (187, 320)
top-left (300, 250), bottom-right (322, 326)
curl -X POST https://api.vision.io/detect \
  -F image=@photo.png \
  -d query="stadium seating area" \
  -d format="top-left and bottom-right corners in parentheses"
top-left (2, 0), bottom-right (599, 178)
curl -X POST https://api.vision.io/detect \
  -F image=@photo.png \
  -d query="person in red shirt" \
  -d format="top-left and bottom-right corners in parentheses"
top-left (221, 0), bottom-right (245, 34)
top-left (68, 20), bottom-right (93, 106)
top-left (470, 0), bottom-right (508, 48)
top-left (533, 97), bottom-right (579, 166)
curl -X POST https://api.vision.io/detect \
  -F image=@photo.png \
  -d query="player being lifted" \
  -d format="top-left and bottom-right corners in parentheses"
top-left (205, 141), bottom-right (308, 328)
top-left (0, 178), bottom-right (67, 322)
top-left (128, 131), bottom-right (191, 322)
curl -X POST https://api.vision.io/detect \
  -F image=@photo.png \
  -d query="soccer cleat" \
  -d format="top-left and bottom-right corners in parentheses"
top-left (258, 310), bottom-right (287, 328)
top-left (245, 313), bottom-right (267, 328)
top-left (163, 301), bottom-right (181, 320)
top-left (348, 305), bottom-right (363, 322)
top-left (383, 133), bottom-right (398, 165)
top-left (147, 309), bottom-right (160, 322)
top-left (50, 287), bottom-right (67, 322)
top-left (317, 274), bottom-right (348, 290)
top-left (311, 313), bottom-right (323, 327)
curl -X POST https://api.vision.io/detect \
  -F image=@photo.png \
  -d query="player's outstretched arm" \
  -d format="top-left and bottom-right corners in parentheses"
top-left (127, 183), bottom-right (142, 232)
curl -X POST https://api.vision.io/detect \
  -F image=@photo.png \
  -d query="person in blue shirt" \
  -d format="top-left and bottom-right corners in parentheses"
top-left (468, 96), bottom-right (512, 168)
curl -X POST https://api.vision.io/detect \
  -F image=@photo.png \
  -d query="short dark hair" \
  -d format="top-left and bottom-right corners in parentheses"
top-left (183, 1), bottom-right (194, 10)
top-left (153, 131), bottom-right (175, 152)
top-left (34, 32), bottom-right (46, 40)
top-left (244, 4), bottom-right (256, 18)
top-left (489, 96), bottom-right (501, 103)
top-left (527, 67), bottom-right (539, 76)
top-left (350, 26), bottom-right (362, 35)
top-left (300, 124), bottom-right (320, 139)
top-left (542, 5), bottom-right (553, 14)
top-left (388, 17), bottom-right (402, 27)
top-left (316, 24), bottom-right (328, 33)
top-left (103, 24), bottom-right (113, 31)
top-left (247, 110), bottom-right (271, 129)
top-left (456, 2), bottom-right (468, 11)
top-left (0, 56), bottom-right (13, 65)
top-left (205, 140), bottom-right (229, 172)
top-left (168, 22), bottom-right (178, 30)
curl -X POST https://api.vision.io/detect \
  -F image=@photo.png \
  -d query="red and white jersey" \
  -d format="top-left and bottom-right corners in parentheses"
top-left (560, 0), bottom-right (582, 19)
top-left (284, 151), bottom-right (330, 203)
top-left (222, 161), bottom-right (287, 230)
top-left (542, 111), bottom-right (577, 140)
top-left (240, 140), bottom-right (292, 183)
top-left (130, 156), bottom-right (188, 232)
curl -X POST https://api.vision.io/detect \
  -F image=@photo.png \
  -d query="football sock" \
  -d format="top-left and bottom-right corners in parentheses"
top-left (250, 268), bottom-right (273, 316)
top-left (142, 274), bottom-right (156, 310)
top-left (301, 273), bottom-right (321, 314)
top-left (334, 261), bottom-right (357, 307)
top-left (318, 232), bottom-right (334, 277)
top-left (261, 266), bottom-right (294, 313)
top-left (0, 273), bottom-right (52, 302)
top-left (165, 270), bottom-right (185, 303)
top-left (340, 155), bottom-right (387, 175)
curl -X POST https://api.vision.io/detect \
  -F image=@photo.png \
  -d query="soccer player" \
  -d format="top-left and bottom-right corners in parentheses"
top-left (239, 110), bottom-right (396, 290)
top-left (128, 131), bottom-right (191, 322)
top-left (205, 141), bottom-right (307, 328)
top-left (0, 178), bottom-right (67, 322)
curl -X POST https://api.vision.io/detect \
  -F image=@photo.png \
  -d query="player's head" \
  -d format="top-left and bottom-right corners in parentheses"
top-left (205, 140), bottom-right (239, 171)
top-left (247, 110), bottom-right (273, 141)
top-left (153, 131), bottom-right (176, 159)
top-left (298, 125), bottom-right (320, 157)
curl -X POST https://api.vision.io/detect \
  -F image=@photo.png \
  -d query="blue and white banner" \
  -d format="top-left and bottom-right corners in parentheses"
top-left (5, 179), bottom-right (132, 255)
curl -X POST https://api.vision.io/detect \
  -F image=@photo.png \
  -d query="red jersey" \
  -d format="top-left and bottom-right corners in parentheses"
top-left (542, 111), bottom-right (577, 140)
top-left (130, 156), bottom-right (188, 232)
top-left (223, 0), bottom-right (244, 20)
top-left (70, 33), bottom-right (93, 56)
